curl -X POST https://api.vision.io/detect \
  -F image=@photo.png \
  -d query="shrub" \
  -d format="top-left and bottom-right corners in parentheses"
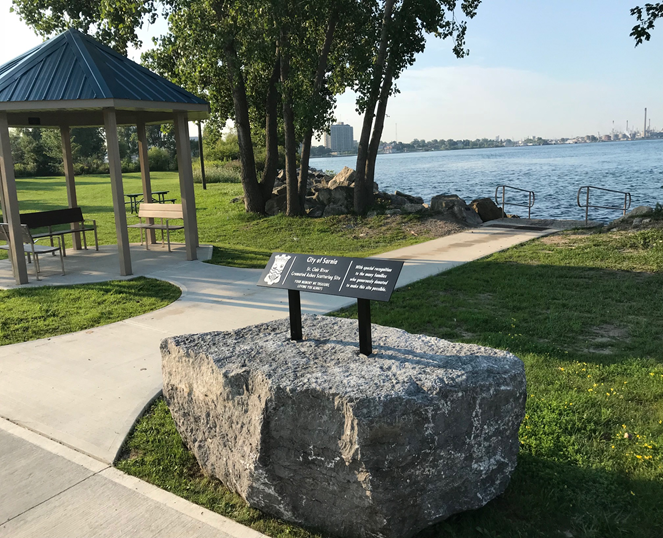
top-left (13, 163), bottom-right (37, 177)
top-left (148, 147), bottom-right (176, 171)
top-left (121, 158), bottom-right (141, 174)
top-left (193, 160), bottom-right (242, 184)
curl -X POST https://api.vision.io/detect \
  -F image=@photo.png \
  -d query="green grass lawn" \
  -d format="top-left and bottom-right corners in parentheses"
top-left (13, 173), bottom-right (429, 268)
top-left (0, 277), bottom-right (181, 345)
top-left (117, 228), bottom-right (663, 538)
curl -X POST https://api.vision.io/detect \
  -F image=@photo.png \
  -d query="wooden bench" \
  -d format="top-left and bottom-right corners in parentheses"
top-left (20, 207), bottom-right (98, 256)
top-left (127, 203), bottom-right (184, 252)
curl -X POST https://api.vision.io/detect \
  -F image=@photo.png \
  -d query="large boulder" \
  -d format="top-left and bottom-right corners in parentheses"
top-left (431, 194), bottom-right (465, 213)
top-left (315, 187), bottom-right (333, 206)
top-left (389, 193), bottom-right (410, 207)
top-left (395, 190), bottom-right (424, 205)
top-left (307, 206), bottom-right (324, 218)
top-left (402, 203), bottom-right (426, 214)
top-left (453, 205), bottom-right (483, 226)
top-left (323, 203), bottom-right (347, 217)
top-left (162, 316), bottom-right (527, 538)
top-left (328, 166), bottom-right (356, 189)
top-left (265, 193), bottom-right (287, 216)
top-left (272, 184), bottom-right (287, 197)
top-left (331, 185), bottom-right (354, 209)
top-left (626, 205), bottom-right (654, 218)
top-left (470, 198), bottom-right (503, 222)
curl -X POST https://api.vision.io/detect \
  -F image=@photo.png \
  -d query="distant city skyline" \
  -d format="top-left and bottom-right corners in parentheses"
top-left (1, 0), bottom-right (661, 142)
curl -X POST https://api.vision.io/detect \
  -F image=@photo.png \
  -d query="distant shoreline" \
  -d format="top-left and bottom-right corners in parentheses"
top-left (311, 138), bottom-right (659, 161)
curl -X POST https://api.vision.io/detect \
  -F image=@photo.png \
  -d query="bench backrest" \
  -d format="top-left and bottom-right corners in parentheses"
top-left (20, 207), bottom-right (84, 229)
top-left (138, 203), bottom-right (183, 219)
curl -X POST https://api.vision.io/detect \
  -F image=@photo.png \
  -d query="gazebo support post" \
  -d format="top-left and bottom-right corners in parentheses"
top-left (137, 121), bottom-right (156, 245)
top-left (0, 165), bottom-right (6, 219)
top-left (0, 111), bottom-right (28, 284)
top-left (103, 108), bottom-right (132, 276)
top-left (60, 125), bottom-right (82, 249)
top-left (173, 111), bottom-right (198, 260)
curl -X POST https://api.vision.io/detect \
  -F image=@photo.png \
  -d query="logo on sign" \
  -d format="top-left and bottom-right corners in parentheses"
top-left (264, 254), bottom-right (292, 285)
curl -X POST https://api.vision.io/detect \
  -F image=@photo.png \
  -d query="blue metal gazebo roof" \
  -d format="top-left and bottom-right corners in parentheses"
top-left (0, 28), bottom-right (209, 127)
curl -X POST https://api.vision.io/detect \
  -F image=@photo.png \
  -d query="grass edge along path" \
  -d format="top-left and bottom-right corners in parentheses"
top-left (0, 277), bottom-right (182, 346)
top-left (118, 228), bottom-right (663, 538)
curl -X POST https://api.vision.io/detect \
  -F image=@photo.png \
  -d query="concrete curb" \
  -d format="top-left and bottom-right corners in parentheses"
top-left (0, 417), bottom-right (269, 538)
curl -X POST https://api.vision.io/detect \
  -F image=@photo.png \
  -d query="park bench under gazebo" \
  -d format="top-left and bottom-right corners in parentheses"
top-left (0, 28), bottom-right (209, 284)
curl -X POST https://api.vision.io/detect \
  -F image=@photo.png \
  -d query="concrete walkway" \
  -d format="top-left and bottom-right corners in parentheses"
top-left (0, 223), bottom-right (556, 537)
top-left (0, 417), bottom-right (267, 538)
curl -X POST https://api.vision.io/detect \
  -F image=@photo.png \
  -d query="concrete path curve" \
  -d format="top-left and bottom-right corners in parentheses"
top-left (0, 225), bottom-right (553, 465)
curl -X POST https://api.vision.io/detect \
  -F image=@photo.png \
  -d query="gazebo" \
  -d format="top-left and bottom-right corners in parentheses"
top-left (0, 29), bottom-right (210, 284)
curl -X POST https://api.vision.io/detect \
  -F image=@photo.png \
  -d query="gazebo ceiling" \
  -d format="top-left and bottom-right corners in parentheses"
top-left (0, 29), bottom-right (209, 127)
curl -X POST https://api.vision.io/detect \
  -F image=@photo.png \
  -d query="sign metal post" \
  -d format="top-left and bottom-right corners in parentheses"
top-left (357, 298), bottom-right (372, 356)
top-left (288, 289), bottom-right (303, 341)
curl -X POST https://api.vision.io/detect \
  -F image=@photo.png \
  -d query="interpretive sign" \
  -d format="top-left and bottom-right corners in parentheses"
top-left (258, 253), bottom-right (403, 301)
top-left (258, 253), bottom-right (404, 356)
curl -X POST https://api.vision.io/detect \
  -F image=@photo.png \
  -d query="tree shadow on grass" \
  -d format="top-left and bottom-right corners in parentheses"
top-left (359, 260), bottom-right (663, 367)
top-left (415, 453), bottom-right (663, 538)
top-left (207, 245), bottom-right (272, 269)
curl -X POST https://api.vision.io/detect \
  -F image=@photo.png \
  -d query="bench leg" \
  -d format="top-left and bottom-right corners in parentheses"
top-left (93, 224), bottom-right (98, 251)
top-left (166, 227), bottom-right (171, 252)
top-left (58, 237), bottom-right (65, 275)
top-left (82, 227), bottom-right (88, 250)
top-left (33, 251), bottom-right (41, 281)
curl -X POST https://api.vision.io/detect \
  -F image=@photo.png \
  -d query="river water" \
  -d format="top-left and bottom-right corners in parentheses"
top-left (310, 140), bottom-right (663, 222)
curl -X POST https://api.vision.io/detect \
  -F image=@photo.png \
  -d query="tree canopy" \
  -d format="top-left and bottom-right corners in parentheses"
top-left (11, 0), bottom-right (482, 215)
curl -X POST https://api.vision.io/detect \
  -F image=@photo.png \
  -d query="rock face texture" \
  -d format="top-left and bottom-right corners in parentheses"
top-left (471, 197), bottom-right (503, 222)
top-left (162, 315), bottom-right (526, 538)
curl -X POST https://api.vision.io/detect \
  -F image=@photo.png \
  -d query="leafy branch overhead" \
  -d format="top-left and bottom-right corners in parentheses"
top-left (630, 2), bottom-right (663, 45)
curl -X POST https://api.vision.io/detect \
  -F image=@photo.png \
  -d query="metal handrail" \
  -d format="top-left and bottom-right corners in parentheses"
top-left (494, 185), bottom-right (535, 219)
top-left (577, 186), bottom-right (631, 225)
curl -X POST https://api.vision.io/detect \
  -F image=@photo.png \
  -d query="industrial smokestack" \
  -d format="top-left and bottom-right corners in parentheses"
top-left (644, 108), bottom-right (647, 138)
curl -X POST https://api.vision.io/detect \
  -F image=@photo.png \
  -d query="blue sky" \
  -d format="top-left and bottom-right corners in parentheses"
top-left (1, 0), bottom-right (661, 141)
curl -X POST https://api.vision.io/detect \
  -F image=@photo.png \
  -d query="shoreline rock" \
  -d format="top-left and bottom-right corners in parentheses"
top-left (266, 166), bottom-right (489, 224)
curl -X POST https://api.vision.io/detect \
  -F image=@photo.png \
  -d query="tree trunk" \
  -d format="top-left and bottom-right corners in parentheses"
top-left (298, 16), bottom-right (338, 209)
top-left (354, 0), bottom-right (395, 215)
top-left (366, 62), bottom-right (394, 186)
top-left (280, 34), bottom-right (300, 217)
top-left (260, 57), bottom-right (281, 202)
top-left (224, 41), bottom-right (263, 213)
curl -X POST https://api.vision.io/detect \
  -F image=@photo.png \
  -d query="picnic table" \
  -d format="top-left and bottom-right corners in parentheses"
top-left (125, 193), bottom-right (143, 214)
top-left (151, 191), bottom-right (176, 204)
top-left (125, 191), bottom-right (176, 213)
top-left (124, 191), bottom-right (176, 213)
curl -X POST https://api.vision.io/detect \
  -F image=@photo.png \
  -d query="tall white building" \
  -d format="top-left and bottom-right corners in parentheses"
top-left (330, 122), bottom-right (354, 152)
